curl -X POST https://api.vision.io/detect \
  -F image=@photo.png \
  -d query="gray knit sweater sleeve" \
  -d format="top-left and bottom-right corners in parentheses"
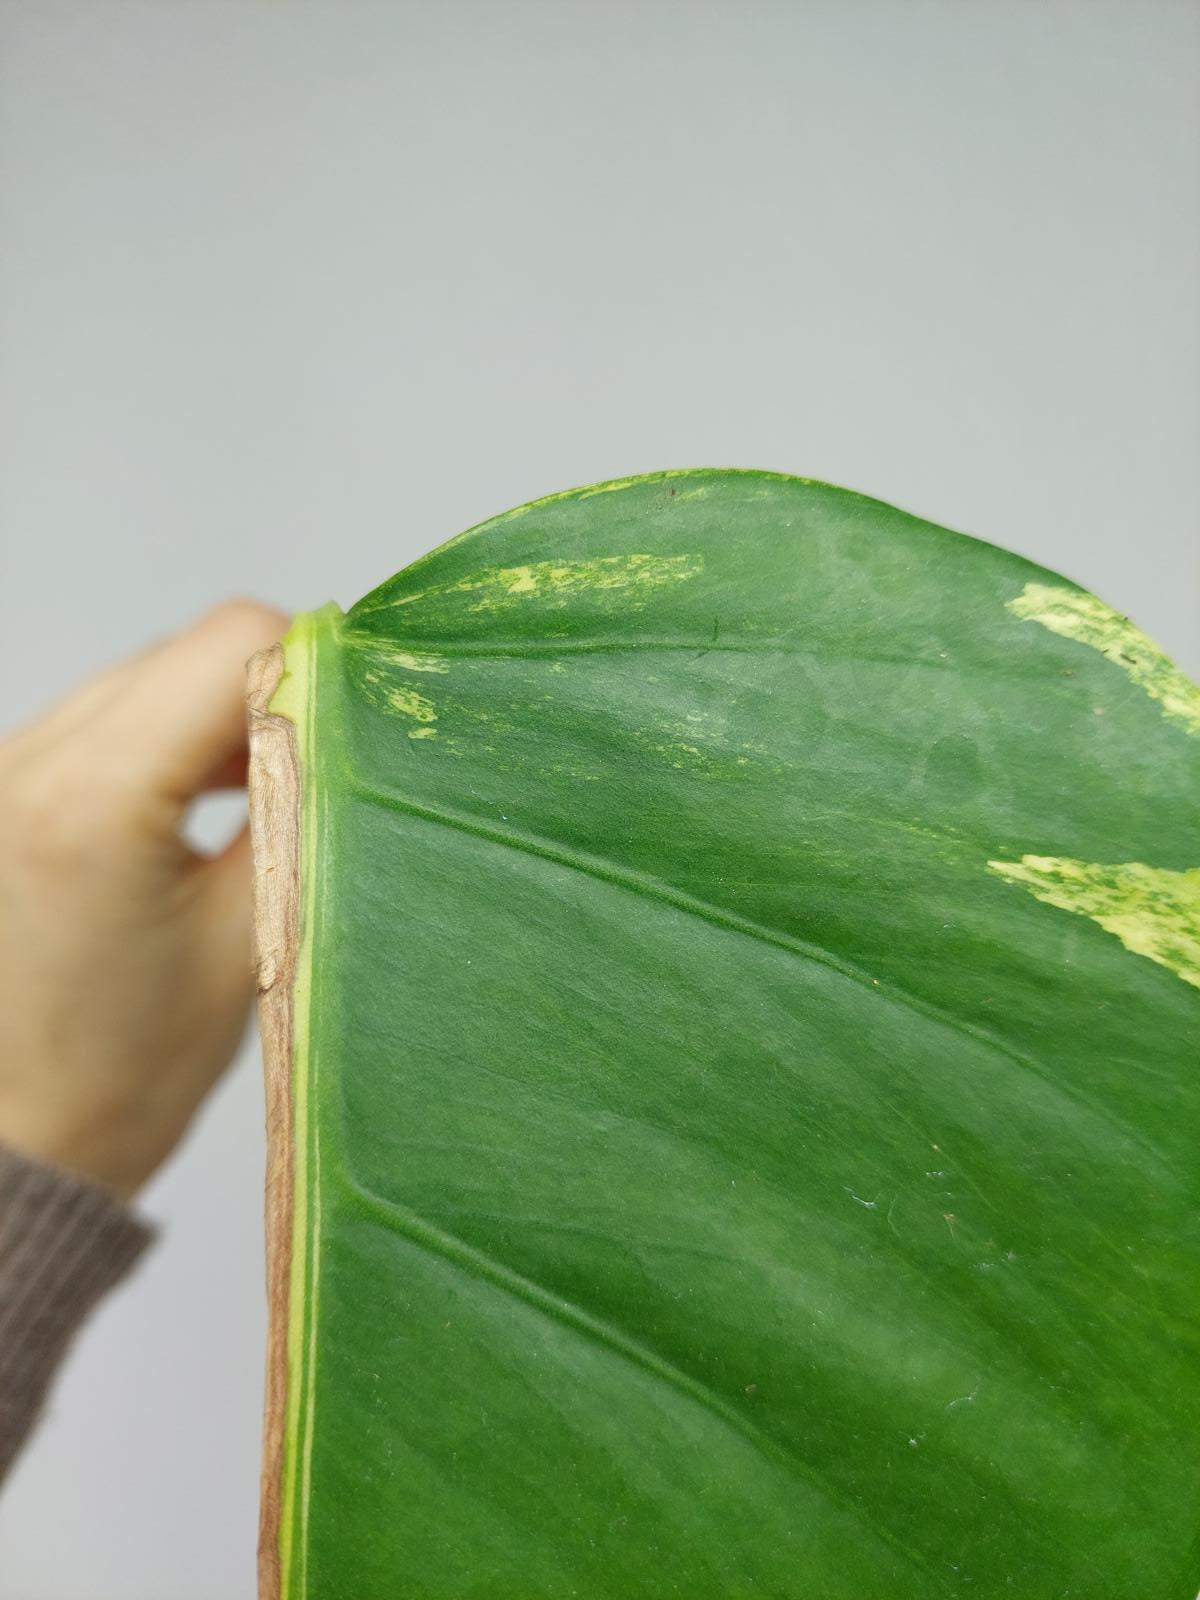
top-left (0, 1143), bottom-right (152, 1477)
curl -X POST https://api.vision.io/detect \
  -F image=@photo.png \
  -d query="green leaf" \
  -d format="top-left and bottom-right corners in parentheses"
top-left (259, 469), bottom-right (1200, 1599)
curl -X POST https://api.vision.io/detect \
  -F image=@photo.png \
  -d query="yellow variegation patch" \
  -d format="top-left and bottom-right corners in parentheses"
top-left (1007, 582), bottom-right (1200, 735)
top-left (352, 645), bottom-right (449, 674)
top-left (381, 552), bottom-right (703, 614)
top-left (385, 685), bottom-right (438, 724)
top-left (988, 854), bottom-right (1200, 989)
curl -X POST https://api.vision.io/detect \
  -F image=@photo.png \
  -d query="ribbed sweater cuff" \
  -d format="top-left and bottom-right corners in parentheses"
top-left (0, 1143), bottom-right (153, 1474)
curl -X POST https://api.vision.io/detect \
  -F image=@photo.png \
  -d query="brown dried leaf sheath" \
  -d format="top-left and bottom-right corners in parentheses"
top-left (246, 644), bottom-right (298, 1600)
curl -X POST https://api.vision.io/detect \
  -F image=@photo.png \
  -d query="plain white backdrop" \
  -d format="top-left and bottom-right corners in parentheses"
top-left (1, 3), bottom-right (1197, 1596)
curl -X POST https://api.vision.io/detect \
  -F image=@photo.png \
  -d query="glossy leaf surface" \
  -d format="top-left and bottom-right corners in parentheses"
top-left (269, 470), bottom-right (1199, 1599)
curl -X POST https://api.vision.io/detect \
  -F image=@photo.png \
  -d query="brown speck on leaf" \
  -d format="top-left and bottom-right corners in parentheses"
top-left (744, 1383), bottom-right (757, 1395)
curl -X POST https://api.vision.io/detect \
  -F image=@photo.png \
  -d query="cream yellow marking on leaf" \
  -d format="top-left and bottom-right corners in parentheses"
top-left (464, 553), bottom-right (704, 610)
top-left (384, 552), bottom-right (703, 614)
top-left (1007, 582), bottom-right (1200, 734)
top-left (386, 685), bottom-right (438, 723)
top-left (504, 568), bottom-right (540, 594)
top-left (408, 727), bottom-right (437, 740)
top-left (355, 645), bottom-right (449, 674)
top-left (988, 855), bottom-right (1200, 990)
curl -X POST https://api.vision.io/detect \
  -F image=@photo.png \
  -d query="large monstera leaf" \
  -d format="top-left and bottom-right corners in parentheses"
top-left (250, 470), bottom-right (1200, 1600)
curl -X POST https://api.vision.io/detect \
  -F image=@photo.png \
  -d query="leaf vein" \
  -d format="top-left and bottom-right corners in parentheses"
top-left (344, 773), bottom-right (1161, 1173)
top-left (332, 1171), bottom-right (930, 1578)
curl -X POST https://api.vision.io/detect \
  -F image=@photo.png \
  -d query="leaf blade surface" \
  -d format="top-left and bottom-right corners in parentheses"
top-left (269, 470), bottom-right (1200, 1599)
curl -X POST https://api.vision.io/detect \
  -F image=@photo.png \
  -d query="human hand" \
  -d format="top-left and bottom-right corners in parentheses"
top-left (0, 601), bottom-right (289, 1198)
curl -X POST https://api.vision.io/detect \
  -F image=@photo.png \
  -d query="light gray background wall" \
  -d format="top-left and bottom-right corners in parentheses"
top-left (0, 2), bottom-right (1196, 1596)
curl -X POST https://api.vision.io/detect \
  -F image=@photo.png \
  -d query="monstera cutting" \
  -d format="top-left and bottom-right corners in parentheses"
top-left (246, 469), bottom-right (1199, 1600)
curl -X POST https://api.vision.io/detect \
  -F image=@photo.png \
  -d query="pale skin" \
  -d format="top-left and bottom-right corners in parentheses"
top-left (0, 601), bottom-right (289, 1199)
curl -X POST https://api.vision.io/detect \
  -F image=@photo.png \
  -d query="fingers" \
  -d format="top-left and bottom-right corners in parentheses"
top-left (8, 641), bottom-right (165, 751)
top-left (94, 600), bottom-right (290, 821)
top-left (0, 604), bottom-right (287, 1197)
